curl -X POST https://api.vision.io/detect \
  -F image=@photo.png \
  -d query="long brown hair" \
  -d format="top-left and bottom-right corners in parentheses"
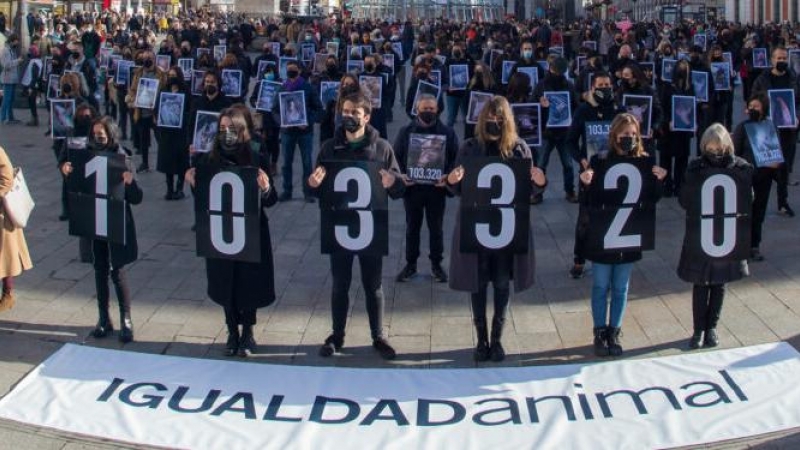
top-left (608, 113), bottom-right (646, 157)
top-left (210, 107), bottom-right (254, 165)
top-left (475, 96), bottom-right (519, 159)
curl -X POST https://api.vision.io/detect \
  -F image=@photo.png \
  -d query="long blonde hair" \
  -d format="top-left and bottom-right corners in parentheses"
top-left (476, 96), bottom-right (519, 159)
top-left (608, 113), bottom-right (647, 157)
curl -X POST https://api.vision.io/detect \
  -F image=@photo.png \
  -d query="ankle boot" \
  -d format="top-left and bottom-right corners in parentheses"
top-left (238, 325), bottom-right (256, 357)
top-left (606, 327), bottom-right (623, 357)
top-left (225, 324), bottom-right (239, 356)
top-left (593, 326), bottom-right (609, 356)
top-left (490, 316), bottom-right (506, 362)
top-left (688, 331), bottom-right (703, 349)
top-left (91, 296), bottom-right (114, 338)
top-left (319, 334), bottom-right (344, 357)
top-left (473, 318), bottom-right (490, 362)
top-left (703, 328), bottom-right (719, 348)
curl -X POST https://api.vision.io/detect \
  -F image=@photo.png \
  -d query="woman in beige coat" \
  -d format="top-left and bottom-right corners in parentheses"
top-left (0, 146), bottom-right (33, 311)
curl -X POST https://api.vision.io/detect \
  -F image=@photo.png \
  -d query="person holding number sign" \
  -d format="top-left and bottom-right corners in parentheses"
top-left (307, 92), bottom-right (405, 360)
top-left (393, 94), bottom-right (458, 283)
top-left (185, 108), bottom-right (276, 358)
top-left (446, 96), bottom-right (547, 362)
top-left (579, 113), bottom-right (667, 357)
top-left (679, 124), bottom-right (753, 349)
top-left (60, 117), bottom-right (142, 343)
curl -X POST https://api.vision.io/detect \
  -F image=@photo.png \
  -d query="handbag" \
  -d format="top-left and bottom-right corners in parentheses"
top-left (3, 167), bottom-right (35, 228)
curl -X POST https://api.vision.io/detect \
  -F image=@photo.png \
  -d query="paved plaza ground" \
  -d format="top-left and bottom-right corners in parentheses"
top-left (0, 91), bottom-right (799, 448)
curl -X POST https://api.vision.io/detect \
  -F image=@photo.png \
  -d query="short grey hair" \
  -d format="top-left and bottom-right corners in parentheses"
top-left (415, 93), bottom-right (438, 111)
top-left (700, 123), bottom-right (734, 157)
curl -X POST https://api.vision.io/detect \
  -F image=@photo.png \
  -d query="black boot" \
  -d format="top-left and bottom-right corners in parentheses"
top-left (319, 334), bottom-right (344, 357)
top-left (490, 316), bottom-right (506, 362)
top-left (688, 331), bottom-right (703, 349)
top-left (593, 326), bottom-right (609, 356)
top-left (112, 269), bottom-right (134, 343)
top-left (238, 325), bottom-right (256, 357)
top-left (91, 296), bottom-right (114, 338)
top-left (607, 327), bottom-right (623, 357)
top-left (225, 324), bottom-right (239, 356)
top-left (473, 318), bottom-right (490, 362)
top-left (703, 328), bottom-right (719, 348)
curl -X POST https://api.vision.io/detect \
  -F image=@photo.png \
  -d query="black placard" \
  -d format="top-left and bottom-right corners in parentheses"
top-left (320, 161), bottom-right (388, 255)
top-left (194, 166), bottom-right (262, 262)
top-left (460, 157), bottom-right (531, 253)
top-left (585, 158), bottom-right (657, 254)
top-left (66, 151), bottom-right (128, 244)
top-left (683, 169), bottom-right (752, 262)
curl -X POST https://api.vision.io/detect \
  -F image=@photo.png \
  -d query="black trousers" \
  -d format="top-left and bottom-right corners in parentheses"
top-left (692, 284), bottom-right (725, 333)
top-left (26, 91), bottom-right (37, 121)
top-left (573, 202), bottom-right (589, 265)
top-left (403, 187), bottom-right (446, 265)
top-left (470, 253), bottom-right (512, 324)
top-left (166, 173), bottom-right (185, 192)
top-left (776, 130), bottom-right (797, 208)
top-left (751, 169), bottom-right (778, 248)
top-left (117, 100), bottom-right (129, 138)
top-left (224, 307), bottom-right (256, 327)
top-left (92, 242), bottom-right (131, 315)
top-left (659, 132), bottom-right (691, 193)
top-left (135, 116), bottom-right (153, 166)
top-left (330, 253), bottom-right (385, 340)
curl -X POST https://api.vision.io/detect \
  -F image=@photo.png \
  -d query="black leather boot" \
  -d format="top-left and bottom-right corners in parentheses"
top-left (238, 325), bottom-right (256, 357)
top-left (607, 327), bottom-right (623, 357)
top-left (112, 269), bottom-right (133, 343)
top-left (689, 331), bottom-right (704, 349)
top-left (490, 316), bottom-right (506, 362)
top-left (473, 318), bottom-right (490, 362)
top-left (225, 324), bottom-right (239, 357)
top-left (91, 296), bottom-right (114, 338)
top-left (319, 334), bottom-right (344, 357)
top-left (593, 326), bottom-right (609, 356)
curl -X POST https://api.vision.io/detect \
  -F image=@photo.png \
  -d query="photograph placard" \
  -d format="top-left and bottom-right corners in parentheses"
top-left (213, 45), bottom-right (226, 63)
top-left (661, 59), bottom-right (677, 82)
top-left (50, 99), bottom-right (75, 140)
top-left (133, 77), bottom-right (159, 109)
top-left (256, 60), bottom-right (276, 80)
top-left (692, 71), bottom-right (709, 102)
top-left (429, 70), bottom-right (441, 87)
top-left (301, 44), bottom-right (315, 62)
top-left (622, 94), bottom-right (653, 136)
top-left (115, 60), bottom-right (134, 86)
top-left (279, 91), bottom-right (308, 128)
top-left (752, 48), bottom-right (769, 68)
top-left (466, 91), bottom-right (494, 124)
top-left (391, 42), bottom-right (403, 61)
top-left (790, 50), bottom-right (800, 78)
top-left (693, 34), bottom-right (707, 51)
top-left (501, 60), bottom-right (516, 85)
top-left (346, 60), bottom-right (364, 75)
top-left (744, 121), bottom-right (784, 167)
top-left (406, 134), bottom-right (447, 184)
top-left (582, 41), bottom-right (597, 51)
top-left (193, 111), bottom-right (221, 153)
top-left (768, 89), bottom-right (797, 129)
top-left (255, 81), bottom-right (281, 112)
top-left (191, 70), bottom-right (206, 96)
top-left (449, 64), bottom-right (469, 91)
top-left (47, 74), bottom-right (60, 101)
top-left (319, 81), bottom-right (340, 106)
top-left (710, 62), bottom-right (731, 91)
top-left (516, 66), bottom-right (539, 92)
top-left (359, 76), bottom-right (383, 109)
top-left (178, 58), bottom-right (193, 79)
top-left (221, 69), bottom-right (243, 98)
top-left (326, 42), bottom-right (339, 57)
top-left (671, 95), bottom-right (697, 132)
top-left (584, 121), bottom-right (612, 159)
top-left (383, 53), bottom-right (395, 74)
top-left (279, 57), bottom-right (297, 80)
top-left (157, 92), bottom-right (185, 129)
top-left (156, 55), bottom-right (171, 72)
top-left (313, 53), bottom-right (328, 74)
top-left (544, 91), bottom-right (572, 128)
top-left (346, 45), bottom-right (362, 61)
top-left (511, 103), bottom-right (542, 147)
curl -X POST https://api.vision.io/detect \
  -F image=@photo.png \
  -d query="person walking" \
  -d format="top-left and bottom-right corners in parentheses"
top-left (0, 145), bottom-right (33, 311)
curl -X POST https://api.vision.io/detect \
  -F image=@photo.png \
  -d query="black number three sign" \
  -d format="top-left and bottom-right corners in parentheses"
top-left (320, 161), bottom-right (388, 255)
top-left (67, 150), bottom-right (128, 244)
top-left (194, 166), bottom-right (261, 262)
top-left (460, 157), bottom-right (531, 253)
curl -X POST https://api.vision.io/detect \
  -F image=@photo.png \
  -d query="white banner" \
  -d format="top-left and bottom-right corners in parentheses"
top-left (1, 343), bottom-right (800, 449)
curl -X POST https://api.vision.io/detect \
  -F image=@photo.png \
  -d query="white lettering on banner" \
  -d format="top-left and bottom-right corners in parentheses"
top-left (475, 163), bottom-right (515, 249)
top-left (604, 162), bottom-right (642, 249)
top-left (701, 174), bottom-right (737, 258)
top-left (209, 172), bottom-right (246, 255)
top-left (1, 344), bottom-right (800, 449)
top-left (85, 156), bottom-right (109, 238)
top-left (333, 167), bottom-right (373, 251)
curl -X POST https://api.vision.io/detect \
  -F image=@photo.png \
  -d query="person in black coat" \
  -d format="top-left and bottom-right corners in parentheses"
top-left (185, 108), bottom-right (277, 358)
top-left (393, 94), bottom-right (458, 283)
top-left (60, 116), bottom-right (143, 343)
top-left (154, 66), bottom-right (191, 200)
top-left (658, 59), bottom-right (695, 197)
top-left (678, 124), bottom-right (753, 350)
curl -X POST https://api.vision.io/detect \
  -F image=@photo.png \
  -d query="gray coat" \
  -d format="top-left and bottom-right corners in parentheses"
top-left (448, 137), bottom-right (544, 293)
top-left (0, 45), bottom-right (21, 84)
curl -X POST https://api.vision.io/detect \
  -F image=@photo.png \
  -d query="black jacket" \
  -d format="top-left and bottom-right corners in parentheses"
top-left (392, 118), bottom-right (459, 197)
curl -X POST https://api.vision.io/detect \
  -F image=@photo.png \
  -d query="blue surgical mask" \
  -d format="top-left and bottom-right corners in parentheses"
top-left (523, 50), bottom-right (533, 59)
top-left (265, 72), bottom-right (275, 81)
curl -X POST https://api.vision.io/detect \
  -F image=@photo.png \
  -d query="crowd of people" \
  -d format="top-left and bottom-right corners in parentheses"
top-left (0, 10), bottom-right (798, 363)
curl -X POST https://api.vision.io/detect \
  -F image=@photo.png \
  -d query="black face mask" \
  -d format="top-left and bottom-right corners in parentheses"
top-left (748, 108), bottom-right (762, 121)
top-left (704, 153), bottom-right (733, 167)
top-left (485, 122), bottom-right (502, 137)
top-left (181, 48), bottom-right (191, 56)
top-left (453, 51), bottom-right (463, 59)
top-left (286, 69), bottom-right (300, 79)
top-left (71, 51), bottom-right (81, 59)
top-left (342, 116), bottom-right (362, 133)
top-left (418, 111), bottom-right (437, 125)
top-left (62, 83), bottom-right (73, 94)
top-left (776, 61), bottom-right (789, 73)
top-left (618, 136), bottom-right (636, 154)
top-left (341, 85), bottom-right (359, 96)
top-left (326, 65), bottom-right (337, 74)
top-left (168, 77), bottom-right (181, 86)
top-left (593, 87), bottom-right (613, 104)
top-left (205, 85), bottom-right (218, 96)
top-left (143, 59), bottom-right (153, 68)
top-left (90, 139), bottom-right (110, 152)
top-left (364, 63), bottom-right (375, 72)
top-left (74, 117), bottom-right (92, 136)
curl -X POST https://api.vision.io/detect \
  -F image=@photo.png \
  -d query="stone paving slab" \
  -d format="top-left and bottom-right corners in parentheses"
top-left (0, 83), bottom-right (798, 449)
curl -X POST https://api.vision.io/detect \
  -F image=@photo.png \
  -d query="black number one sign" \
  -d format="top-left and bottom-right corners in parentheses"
top-left (320, 161), bottom-right (388, 255)
top-left (194, 166), bottom-right (261, 262)
top-left (67, 150), bottom-right (128, 244)
top-left (684, 169), bottom-right (752, 262)
top-left (586, 158), bottom-right (657, 254)
top-left (459, 157), bottom-right (531, 253)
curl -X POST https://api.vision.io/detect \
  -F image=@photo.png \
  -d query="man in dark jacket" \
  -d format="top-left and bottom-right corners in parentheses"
top-left (307, 92), bottom-right (405, 361)
top-left (751, 46), bottom-right (800, 217)
top-left (393, 94), bottom-right (458, 283)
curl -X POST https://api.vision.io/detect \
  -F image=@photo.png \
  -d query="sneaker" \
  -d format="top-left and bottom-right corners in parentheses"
top-left (778, 205), bottom-right (795, 217)
top-left (278, 191), bottom-right (292, 202)
top-left (372, 337), bottom-right (396, 360)
top-left (395, 263), bottom-right (417, 282)
top-left (569, 264), bottom-right (584, 279)
top-left (431, 264), bottom-right (448, 283)
top-left (750, 247), bottom-right (764, 262)
top-left (565, 192), bottom-right (578, 203)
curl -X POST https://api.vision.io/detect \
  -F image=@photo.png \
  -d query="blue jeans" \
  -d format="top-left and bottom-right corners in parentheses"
top-left (445, 94), bottom-right (468, 127)
top-left (537, 135), bottom-right (575, 194)
top-left (1, 84), bottom-right (17, 122)
top-left (590, 262), bottom-right (633, 328)
top-left (280, 131), bottom-right (314, 196)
